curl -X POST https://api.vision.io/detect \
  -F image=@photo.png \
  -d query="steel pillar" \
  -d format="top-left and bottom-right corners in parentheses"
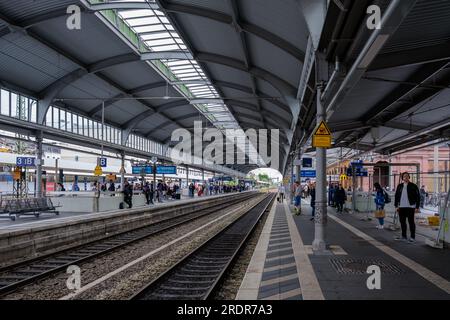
top-left (312, 84), bottom-right (327, 252)
top-left (35, 131), bottom-right (43, 198)
top-left (120, 151), bottom-right (125, 190)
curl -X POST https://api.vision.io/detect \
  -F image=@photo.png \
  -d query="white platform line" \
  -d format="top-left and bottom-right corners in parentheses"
top-left (329, 214), bottom-right (450, 294)
top-left (236, 200), bottom-right (277, 300)
top-left (284, 203), bottom-right (324, 300)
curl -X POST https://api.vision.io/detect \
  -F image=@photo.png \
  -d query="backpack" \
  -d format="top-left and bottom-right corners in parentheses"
top-left (383, 190), bottom-right (391, 204)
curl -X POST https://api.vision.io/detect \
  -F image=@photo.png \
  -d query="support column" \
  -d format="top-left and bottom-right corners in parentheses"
top-left (291, 157), bottom-right (295, 202)
top-left (313, 84), bottom-right (327, 252)
top-left (186, 165), bottom-right (189, 187)
top-left (202, 169), bottom-right (205, 183)
top-left (120, 151), bottom-right (125, 190)
top-left (35, 131), bottom-right (43, 198)
top-left (296, 151), bottom-right (302, 185)
top-left (434, 145), bottom-right (439, 194)
top-left (153, 162), bottom-right (157, 202)
top-left (389, 155), bottom-right (394, 191)
top-left (352, 166), bottom-right (357, 212)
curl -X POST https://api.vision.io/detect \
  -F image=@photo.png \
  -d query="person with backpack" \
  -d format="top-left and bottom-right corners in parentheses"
top-left (374, 183), bottom-right (387, 229)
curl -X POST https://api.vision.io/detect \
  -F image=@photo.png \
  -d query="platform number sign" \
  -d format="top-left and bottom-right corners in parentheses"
top-left (16, 157), bottom-right (36, 167)
top-left (99, 158), bottom-right (107, 168)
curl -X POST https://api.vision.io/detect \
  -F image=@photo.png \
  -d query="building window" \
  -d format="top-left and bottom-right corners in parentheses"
top-left (30, 100), bottom-right (37, 123)
top-left (10, 93), bottom-right (18, 118)
top-left (0, 89), bottom-right (9, 116)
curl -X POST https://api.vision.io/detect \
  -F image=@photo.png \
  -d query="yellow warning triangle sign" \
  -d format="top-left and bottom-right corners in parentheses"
top-left (94, 165), bottom-right (103, 176)
top-left (314, 120), bottom-right (331, 136)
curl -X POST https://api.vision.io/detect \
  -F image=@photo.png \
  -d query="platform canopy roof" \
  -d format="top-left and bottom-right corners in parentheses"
top-left (292, 0), bottom-right (450, 169)
top-left (0, 0), bottom-right (449, 174)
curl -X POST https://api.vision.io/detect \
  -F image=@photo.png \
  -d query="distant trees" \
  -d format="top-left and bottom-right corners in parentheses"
top-left (258, 173), bottom-right (270, 182)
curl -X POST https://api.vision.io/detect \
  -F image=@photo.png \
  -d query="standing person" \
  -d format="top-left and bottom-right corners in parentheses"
top-left (374, 183), bottom-right (386, 229)
top-left (72, 182), bottom-right (80, 192)
top-left (143, 182), bottom-right (153, 205)
top-left (310, 182), bottom-right (316, 221)
top-left (419, 185), bottom-right (427, 209)
top-left (157, 181), bottom-right (163, 202)
top-left (293, 181), bottom-right (302, 215)
top-left (108, 180), bottom-right (116, 192)
top-left (334, 184), bottom-right (347, 213)
top-left (328, 184), bottom-right (335, 206)
top-left (278, 184), bottom-right (286, 202)
top-left (394, 172), bottom-right (421, 243)
top-left (123, 180), bottom-right (133, 209)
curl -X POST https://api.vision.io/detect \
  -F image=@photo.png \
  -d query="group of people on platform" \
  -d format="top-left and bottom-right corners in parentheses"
top-left (117, 180), bottom-right (245, 209)
top-left (278, 171), bottom-right (420, 243)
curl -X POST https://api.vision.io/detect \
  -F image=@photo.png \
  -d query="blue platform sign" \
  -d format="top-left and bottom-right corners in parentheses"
top-left (301, 170), bottom-right (316, 178)
top-left (302, 158), bottom-right (313, 168)
top-left (156, 166), bottom-right (177, 175)
top-left (351, 160), bottom-right (364, 168)
top-left (99, 158), bottom-right (108, 168)
top-left (16, 157), bottom-right (36, 167)
top-left (132, 166), bottom-right (153, 175)
top-left (347, 166), bottom-right (368, 177)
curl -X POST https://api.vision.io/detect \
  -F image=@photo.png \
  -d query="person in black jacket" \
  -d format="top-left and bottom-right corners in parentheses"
top-left (309, 182), bottom-right (316, 221)
top-left (123, 180), bottom-right (133, 209)
top-left (334, 184), bottom-right (347, 213)
top-left (394, 172), bottom-right (420, 243)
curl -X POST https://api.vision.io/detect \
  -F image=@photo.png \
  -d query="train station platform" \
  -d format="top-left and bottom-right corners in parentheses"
top-left (237, 199), bottom-right (450, 300)
top-left (0, 194), bottom-right (213, 232)
top-left (0, 192), bottom-right (253, 266)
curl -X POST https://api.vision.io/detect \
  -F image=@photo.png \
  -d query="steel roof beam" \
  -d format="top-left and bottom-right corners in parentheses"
top-left (159, 1), bottom-right (305, 62)
top-left (326, 0), bottom-right (418, 120)
top-left (372, 118), bottom-right (450, 152)
top-left (227, 100), bottom-right (290, 128)
top-left (369, 42), bottom-right (450, 71)
top-left (86, 1), bottom-right (159, 11)
top-left (195, 52), bottom-right (297, 101)
top-left (361, 61), bottom-right (449, 123)
top-left (296, 0), bottom-right (327, 50)
top-left (227, 0), bottom-right (266, 128)
top-left (0, 1), bottom-right (304, 64)
top-left (213, 81), bottom-right (292, 118)
top-left (122, 100), bottom-right (190, 133)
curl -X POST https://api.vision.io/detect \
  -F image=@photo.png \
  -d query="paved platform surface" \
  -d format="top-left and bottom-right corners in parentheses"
top-left (0, 194), bottom-right (233, 233)
top-left (238, 199), bottom-right (450, 300)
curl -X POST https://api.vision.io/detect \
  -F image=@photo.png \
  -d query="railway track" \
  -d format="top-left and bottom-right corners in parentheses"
top-left (0, 193), bottom-right (256, 297)
top-left (131, 193), bottom-right (275, 300)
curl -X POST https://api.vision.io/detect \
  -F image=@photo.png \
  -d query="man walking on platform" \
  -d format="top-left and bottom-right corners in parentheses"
top-left (278, 184), bottom-right (286, 202)
top-left (293, 181), bottom-right (302, 215)
top-left (394, 172), bottom-right (421, 243)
